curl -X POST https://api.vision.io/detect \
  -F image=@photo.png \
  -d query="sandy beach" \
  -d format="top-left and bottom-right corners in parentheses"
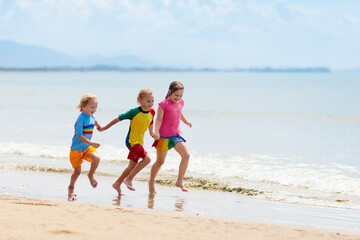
top-left (1, 194), bottom-right (359, 240)
top-left (0, 169), bottom-right (360, 240)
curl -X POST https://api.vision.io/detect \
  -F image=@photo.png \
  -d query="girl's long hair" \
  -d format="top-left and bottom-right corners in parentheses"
top-left (165, 81), bottom-right (184, 98)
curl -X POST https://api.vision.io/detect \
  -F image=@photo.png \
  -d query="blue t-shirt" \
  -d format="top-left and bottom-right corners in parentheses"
top-left (71, 112), bottom-right (95, 151)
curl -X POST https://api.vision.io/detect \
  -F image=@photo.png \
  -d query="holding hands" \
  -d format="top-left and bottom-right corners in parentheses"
top-left (152, 132), bottom-right (160, 140)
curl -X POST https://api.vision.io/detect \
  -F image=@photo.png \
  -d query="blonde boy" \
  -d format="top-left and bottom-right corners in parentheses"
top-left (68, 94), bottom-right (102, 201)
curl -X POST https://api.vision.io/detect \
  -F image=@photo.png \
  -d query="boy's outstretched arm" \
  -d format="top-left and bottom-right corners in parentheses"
top-left (181, 113), bottom-right (192, 128)
top-left (98, 118), bottom-right (120, 132)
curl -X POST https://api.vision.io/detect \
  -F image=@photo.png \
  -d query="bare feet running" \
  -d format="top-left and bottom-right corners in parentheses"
top-left (68, 187), bottom-right (77, 201)
top-left (112, 182), bottom-right (125, 197)
top-left (123, 177), bottom-right (135, 191)
top-left (88, 175), bottom-right (98, 188)
top-left (175, 181), bottom-right (188, 192)
top-left (149, 183), bottom-right (157, 195)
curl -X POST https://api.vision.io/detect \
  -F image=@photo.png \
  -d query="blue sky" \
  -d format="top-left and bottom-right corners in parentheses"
top-left (1, 0), bottom-right (360, 69)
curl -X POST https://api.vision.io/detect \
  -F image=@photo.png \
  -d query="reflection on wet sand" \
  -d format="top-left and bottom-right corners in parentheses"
top-left (174, 198), bottom-right (186, 211)
top-left (148, 194), bottom-right (155, 209)
top-left (148, 194), bottom-right (186, 211)
top-left (112, 194), bottom-right (187, 212)
top-left (112, 197), bottom-right (121, 206)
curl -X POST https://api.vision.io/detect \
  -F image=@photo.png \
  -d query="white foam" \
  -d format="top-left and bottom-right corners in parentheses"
top-left (1, 142), bottom-right (360, 209)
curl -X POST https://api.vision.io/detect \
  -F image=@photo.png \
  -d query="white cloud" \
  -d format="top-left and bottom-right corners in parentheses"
top-left (89, 0), bottom-right (114, 10)
top-left (163, 0), bottom-right (171, 7)
top-left (1, 0), bottom-right (359, 68)
top-left (14, 0), bottom-right (33, 9)
top-left (247, 2), bottom-right (282, 21)
top-left (343, 14), bottom-right (360, 31)
top-left (175, 0), bottom-right (185, 8)
top-left (0, 5), bottom-right (16, 22)
top-left (287, 5), bottom-right (322, 25)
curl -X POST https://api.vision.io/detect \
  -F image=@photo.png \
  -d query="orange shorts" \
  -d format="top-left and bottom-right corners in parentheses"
top-left (69, 146), bottom-right (97, 168)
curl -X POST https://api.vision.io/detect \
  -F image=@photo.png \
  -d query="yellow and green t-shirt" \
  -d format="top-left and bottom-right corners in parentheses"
top-left (118, 107), bottom-right (155, 147)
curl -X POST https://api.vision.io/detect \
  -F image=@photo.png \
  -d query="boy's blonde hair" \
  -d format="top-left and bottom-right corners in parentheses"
top-left (77, 93), bottom-right (98, 112)
top-left (137, 88), bottom-right (153, 103)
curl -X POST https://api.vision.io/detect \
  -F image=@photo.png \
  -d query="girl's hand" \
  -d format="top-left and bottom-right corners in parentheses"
top-left (97, 126), bottom-right (103, 132)
top-left (186, 122), bottom-right (192, 128)
top-left (150, 132), bottom-right (155, 139)
top-left (153, 132), bottom-right (160, 140)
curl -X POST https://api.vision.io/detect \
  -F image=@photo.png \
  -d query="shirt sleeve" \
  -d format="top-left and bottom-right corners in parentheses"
top-left (74, 117), bottom-right (84, 136)
top-left (158, 99), bottom-right (167, 111)
top-left (118, 108), bottom-right (139, 121)
top-left (150, 108), bottom-right (155, 125)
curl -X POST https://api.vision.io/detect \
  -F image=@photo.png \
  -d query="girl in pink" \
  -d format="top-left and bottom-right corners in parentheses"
top-left (149, 81), bottom-right (192, 194)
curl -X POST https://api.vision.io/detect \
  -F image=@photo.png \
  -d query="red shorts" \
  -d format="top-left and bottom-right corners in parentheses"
top-left (127, 144), bottom-right (147, 163)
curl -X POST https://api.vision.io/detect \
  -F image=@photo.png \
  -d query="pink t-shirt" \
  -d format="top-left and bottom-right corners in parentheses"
top-left (159, 98), bottom-right (184, 137)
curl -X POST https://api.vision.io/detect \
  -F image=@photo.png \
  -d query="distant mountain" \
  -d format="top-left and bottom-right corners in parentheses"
top-left (0, 40), bottom-right (152, 68)
top-left (0, 40), bottom-right (332, 72)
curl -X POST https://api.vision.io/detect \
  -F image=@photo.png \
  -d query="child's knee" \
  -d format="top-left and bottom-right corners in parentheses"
top-left (158, 159), bottom-right (165, 166)
top-left (144, 155), bottom-right (151, 164)
top-left (74, 168), bottom-right (81, 176)
top-left (92, 155), bottom-right (100, 164)
top-left (183, 152), bottom-right (190, 160)
top-left (155, 156), bottom-right (166, 166)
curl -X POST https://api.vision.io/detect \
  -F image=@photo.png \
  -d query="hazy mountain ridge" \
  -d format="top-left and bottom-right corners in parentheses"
top-left (0, 40), bottom-right (152, 68)
top-left (0, 40), bottom-right (331, 72)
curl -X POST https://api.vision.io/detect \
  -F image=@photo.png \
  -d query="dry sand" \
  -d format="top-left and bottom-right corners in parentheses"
top-left (1, 194), bottom-right (359, 240)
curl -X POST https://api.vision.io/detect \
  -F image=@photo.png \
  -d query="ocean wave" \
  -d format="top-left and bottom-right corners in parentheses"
top-left (0, 142), bottom-right (130, 163)
top-left (185, 109), bottom-right (360, 123)
top-left (1, 142), bottom-right (360, 209)
top-left (0, 164), bottom-right (72, 173)
top-left (0, 142), bottom-right (69, 159)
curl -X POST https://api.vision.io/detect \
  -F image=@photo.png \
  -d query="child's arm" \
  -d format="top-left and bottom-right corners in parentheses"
top-left (153, 106), bottom-right (164, 140)
top-left (77, 135), bottom-right (100, 148)
top-left (148, 123), bottom-right (154, 138)
top-left (98, 118), bottom-right (120, 132)
top-left (95, 120), bottom-right (102, 131)
top-left (181, 113), bottom-right (192, 128)
top-left (148, 109), bottom-right (155, 139)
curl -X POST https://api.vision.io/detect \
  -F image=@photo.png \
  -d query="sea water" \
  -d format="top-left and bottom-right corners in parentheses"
top-left (0, 71), bottom-right (360, 210)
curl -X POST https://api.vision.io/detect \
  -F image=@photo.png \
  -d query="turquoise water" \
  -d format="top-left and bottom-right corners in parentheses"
top-left (0, 71), bottom-right (360, 209)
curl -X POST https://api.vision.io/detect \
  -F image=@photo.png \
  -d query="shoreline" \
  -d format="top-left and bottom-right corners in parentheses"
top-left (1, 168), bottom-right (360, 233)
top-left (1, 194), bottom-right (359, 240)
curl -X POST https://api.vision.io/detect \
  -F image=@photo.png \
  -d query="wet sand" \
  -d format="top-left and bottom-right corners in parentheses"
top-left (1, 194), bottom-right (359, 240)
top-left (1, 169), bottom-right (360, 239)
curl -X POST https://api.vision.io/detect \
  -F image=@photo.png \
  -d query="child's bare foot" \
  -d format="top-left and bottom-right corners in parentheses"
top-left (68, 187), bottom-right (77, 201)
top-left (149, 183), bottom-right (157, 195)
top-left (149, 185), bottom-right (157, 195)
top-left (175, 181), bottom-right (188, 192)
top-left (123, 177), bottom-right (135, 191)
top-left (88, 175), bottom-right (98, 188)
top-left (112, 182), bottom-right (125, 197)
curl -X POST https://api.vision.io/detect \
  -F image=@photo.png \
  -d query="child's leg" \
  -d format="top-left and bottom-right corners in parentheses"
top-left (113, 161), bottom-right (136, 197)
top-left (173, 142), bottom-right (190, 192)
top-left (87, 152), bottom-right (100, 188)
top-left (68, 166), bottom-right (81, 200)
top-left (123, 154), bottom-right (151, 191)
top-left (148, 150), bottom-right (167, 194)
